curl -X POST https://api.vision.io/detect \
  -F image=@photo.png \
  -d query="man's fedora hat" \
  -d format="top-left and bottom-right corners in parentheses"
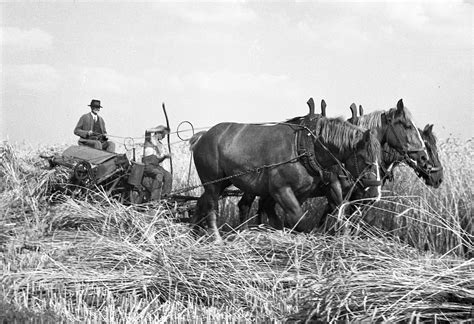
top-left (88, 99), bottom-right (102, 108)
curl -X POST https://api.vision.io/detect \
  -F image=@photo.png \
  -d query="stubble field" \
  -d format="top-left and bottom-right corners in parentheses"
top-left (0, 137), bottom-right (472, 323)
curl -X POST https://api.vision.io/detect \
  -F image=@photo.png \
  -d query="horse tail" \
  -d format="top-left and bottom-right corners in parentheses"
top-left (189, 131), bottom-right (207, 152)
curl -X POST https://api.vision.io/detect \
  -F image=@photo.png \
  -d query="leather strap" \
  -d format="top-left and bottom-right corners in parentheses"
top-left (295, 115), bottom-right (333, 184)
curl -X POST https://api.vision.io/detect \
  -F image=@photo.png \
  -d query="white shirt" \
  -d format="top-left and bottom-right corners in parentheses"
top-left (144, 138), bottom-right (166, 158)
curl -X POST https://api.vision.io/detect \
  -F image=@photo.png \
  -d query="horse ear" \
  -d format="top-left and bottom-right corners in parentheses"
top-left (321, 99), bottom-right (326, 117)
top-left (359, 105), bottom-right (364, 116)
top-left (422, 124), bottom-right (434, 134)
top-left (307, 97), bottom-right (315, 116)
top-left (396, 99), bottom-right (404, 113)
top-left (350, 103), bottom-right (357, 119)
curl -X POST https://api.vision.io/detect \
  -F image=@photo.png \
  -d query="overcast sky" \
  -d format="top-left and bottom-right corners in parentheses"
top-left (1, 1), bottom-right (472, 149)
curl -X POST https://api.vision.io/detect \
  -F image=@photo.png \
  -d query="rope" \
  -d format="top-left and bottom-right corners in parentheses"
top-left (169, 152), bottom-right (309, 195)
top-left (105, 121), bottom-right (289, 143)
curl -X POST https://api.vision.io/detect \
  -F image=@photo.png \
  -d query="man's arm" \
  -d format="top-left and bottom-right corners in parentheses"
top-left (142, 154), bottom-right (168, 166)
top-left (74, 115), bottom-right (90, 138)
top-left (99, 116), bottom-right (107, 135)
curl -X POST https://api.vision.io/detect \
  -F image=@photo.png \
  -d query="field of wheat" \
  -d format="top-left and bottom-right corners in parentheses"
top-left (1, 137), bottom-right (473, 323)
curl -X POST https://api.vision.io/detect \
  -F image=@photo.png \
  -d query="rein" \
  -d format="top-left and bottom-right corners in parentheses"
top-left (380, 140), bottom-right (442, 184)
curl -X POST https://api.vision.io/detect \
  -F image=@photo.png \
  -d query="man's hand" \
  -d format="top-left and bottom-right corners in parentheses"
top-left (87, 130), bottom-right (93, 137)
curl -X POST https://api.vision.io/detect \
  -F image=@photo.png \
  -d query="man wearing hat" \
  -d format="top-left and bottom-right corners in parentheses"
top-left (142, 125), bottom-right (172, 200)
top-left (74, 99), bottom-right (115, 152)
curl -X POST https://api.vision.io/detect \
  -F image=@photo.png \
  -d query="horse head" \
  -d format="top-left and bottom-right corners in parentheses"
top-left (418, 124), bottom-right (443, 188)
top-left (343, 128), bottom-right (382, 202)
top-left (315, 118), bottom-right (382, 202)
top-left (383, 99), bottom-right (429, 169)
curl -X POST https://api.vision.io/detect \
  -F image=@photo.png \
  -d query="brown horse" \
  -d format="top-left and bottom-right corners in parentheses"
top-left (238, 100), bottom-right (379, 231)
top-left (350, 104), bottom-right (443, 188)
top-left (190, 117), bottom-right (382, 241)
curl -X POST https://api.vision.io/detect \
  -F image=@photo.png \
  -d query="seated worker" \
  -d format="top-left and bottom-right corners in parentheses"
top-left (142, 125), bottom-right (172, 200)
top-left (74, 99), bottom-right (115, 152)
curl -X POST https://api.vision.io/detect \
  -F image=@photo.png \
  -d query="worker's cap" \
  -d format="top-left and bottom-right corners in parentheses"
top-left (147, 125), bottom-right (170, 134)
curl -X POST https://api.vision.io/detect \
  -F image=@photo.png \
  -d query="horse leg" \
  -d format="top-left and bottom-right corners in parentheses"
top-left (319, 181), bottom-right (343, 228)
top-left (272, 187), bottom-right (304, 231)
top-left (258, 196), bottom-right (282, 229)
top-left (194, 189), bottom-right (223, 243)
top-left (193, 194), bottom-right (211, 229)
top-left (206, 195), bottom-right (222, 243)
top-left (238, 193), bottom-right (256, 230)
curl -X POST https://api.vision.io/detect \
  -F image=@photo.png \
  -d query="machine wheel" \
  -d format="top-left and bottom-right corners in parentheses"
top-left (74, 161), bottom-right (93, 181)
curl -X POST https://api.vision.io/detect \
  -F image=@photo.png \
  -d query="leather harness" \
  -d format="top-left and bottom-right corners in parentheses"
top-left (295, 115), bottom-right (337, 184)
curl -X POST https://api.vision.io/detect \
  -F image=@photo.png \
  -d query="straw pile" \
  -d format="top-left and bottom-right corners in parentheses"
top-left (1, 141), bottom-right (473, 322)
top-left (3, 196), bottom-right (473, 322)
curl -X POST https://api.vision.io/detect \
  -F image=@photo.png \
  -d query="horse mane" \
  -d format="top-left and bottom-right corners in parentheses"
top-left (354, 110), bottom-right (384, 129)
top-left (316, 117), bottom-right (381, 161)
top-left (365, 133), bottom-right (382, 163)
top-left (285, 116), bottom-right (304, 124)
top-left (356, 106), bottom-right (415, 129)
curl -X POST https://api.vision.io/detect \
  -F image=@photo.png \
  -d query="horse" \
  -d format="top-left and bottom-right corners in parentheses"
top-left (190, 117), bottom-right (382, 241)
top-left (349, 104), bottom-right (443, 188)
top-left (237, 100), bottom-right (379, 231)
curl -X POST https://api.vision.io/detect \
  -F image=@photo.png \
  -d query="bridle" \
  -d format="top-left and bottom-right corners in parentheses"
top-left (382, 113), bottom-right (427, 157)
top-left (352, 151), bottom-right (381, 189)
top-left (341, 150), bottom-right (381, 198)
top-left (381, 113), bottom-right (434, 176)
top-left (379, 136), bottom-right (443, 184)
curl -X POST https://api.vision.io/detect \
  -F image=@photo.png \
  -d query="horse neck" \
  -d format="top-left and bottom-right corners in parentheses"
top-left (374, 127), bottom-right (387, 145)
top-left (424, 135), bottom-right (441, 167)
top-left (357, 112), bottom-right (387, 144)
top-left (314, 141), bottom-right (353, 168)
top-left (382, 145), bottom-right (404, 169)
top-left (315, 123), bottom-right (367, 168)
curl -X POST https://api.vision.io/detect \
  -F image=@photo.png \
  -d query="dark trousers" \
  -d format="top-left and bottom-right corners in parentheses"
top-left (144, 164), bottom-right (172, 200)
top-left (79, 139), bottom-right (115, 153)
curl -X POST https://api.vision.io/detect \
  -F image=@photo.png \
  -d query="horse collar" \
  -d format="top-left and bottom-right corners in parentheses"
top-left (296, 126), bottom-right (323, 179)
